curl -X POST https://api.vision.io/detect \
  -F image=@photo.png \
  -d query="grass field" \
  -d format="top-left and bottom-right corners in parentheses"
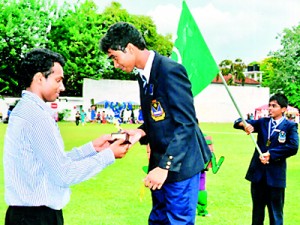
top-left (0, 122), bottom-right (299, 225)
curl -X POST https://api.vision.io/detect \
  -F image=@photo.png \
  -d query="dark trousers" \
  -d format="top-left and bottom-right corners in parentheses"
top-left (251, 180), bottom-right (285, 225)
top-left (149, 173), bottom-right (199, 225)
top-left (5, 206), bottom-right (64, 225)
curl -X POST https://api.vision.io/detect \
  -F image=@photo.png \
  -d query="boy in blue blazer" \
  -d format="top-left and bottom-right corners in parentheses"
top-left (234, 93), bottom-right (298, 225)
top-left (100, 22), bottom-right (211, 225)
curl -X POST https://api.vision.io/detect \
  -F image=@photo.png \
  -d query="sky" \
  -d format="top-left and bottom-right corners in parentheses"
top-left (94, 0), bottom-right (300, 64)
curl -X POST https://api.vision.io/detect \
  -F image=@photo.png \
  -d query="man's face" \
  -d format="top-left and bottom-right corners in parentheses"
top-left (41, 62), bottom-right (65, 102)
top-left (107, 47), bottom-right (135, 73)
top-left (268, 100), bottom-right (286, 120)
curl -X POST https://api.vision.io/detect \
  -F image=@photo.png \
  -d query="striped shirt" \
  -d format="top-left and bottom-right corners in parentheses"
top-left (3, 91), bottom-right (115, 210)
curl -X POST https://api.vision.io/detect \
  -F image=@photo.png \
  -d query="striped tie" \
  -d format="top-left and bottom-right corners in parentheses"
top-left (141, 75), bottom-right (147, 94)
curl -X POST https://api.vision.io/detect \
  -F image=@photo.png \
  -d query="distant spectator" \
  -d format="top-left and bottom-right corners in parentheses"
top-left (96, 111), bottom-right (101, 123)
top-left (80, 110), bottom-right (87, 126)
top-left (75, 111), bottom-right (80, 126)
top-left (137, 106), bottom-right (144, 124)
top-left (90, 105), bottom-right (96, 123)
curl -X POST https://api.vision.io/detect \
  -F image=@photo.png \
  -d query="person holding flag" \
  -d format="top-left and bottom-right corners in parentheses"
top-left (234, 93), bottom-right (298, 225)
top-left (100, 16), bottom-right (213, 225)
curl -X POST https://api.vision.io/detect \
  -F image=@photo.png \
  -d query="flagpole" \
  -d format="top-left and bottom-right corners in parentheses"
top-left (218, 72), bottom-right (264, 157)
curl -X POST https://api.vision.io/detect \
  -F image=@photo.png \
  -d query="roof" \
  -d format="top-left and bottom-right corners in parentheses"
top-left (212, 74), bottom-right (260, 85)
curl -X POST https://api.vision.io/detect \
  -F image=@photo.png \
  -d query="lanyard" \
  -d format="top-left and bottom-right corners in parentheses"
top-left (267, 117), bottom-right (285, 139)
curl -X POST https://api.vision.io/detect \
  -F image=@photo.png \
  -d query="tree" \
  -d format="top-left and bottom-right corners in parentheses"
top-left (99, 2), bottom-right (173, 80)
top-left (46, 1), bottom-right (173, 96)
top-left (0, 0), bottom-right (173, 97)
top-left (218, 58), bottom-right (246, 85)
top-left (259, 57), bottom-right (281, 88)
top-left (267, 23), bottom-right (300, 108)
top-left (47, 0), bottom-right (106, 96)
top-left (0, 0), bottom-right (58, 96)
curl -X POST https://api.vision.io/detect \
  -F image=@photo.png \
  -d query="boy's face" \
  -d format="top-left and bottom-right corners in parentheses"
top-left (107, 47), bottom-right (135, 73)
top-left (40, 62), bottom-right (65, 102)
top-left (268, 100), bottom-right (286, 120)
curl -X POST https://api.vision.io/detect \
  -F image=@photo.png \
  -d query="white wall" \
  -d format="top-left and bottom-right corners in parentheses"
top-left (83, 78), bottom-right (270, 123)
top-left (194, 84), bottom-right (269, 122)
top-left (0, 99), bottom-right (9, 121)
top-left (0, 97), bottom-right (19, 121)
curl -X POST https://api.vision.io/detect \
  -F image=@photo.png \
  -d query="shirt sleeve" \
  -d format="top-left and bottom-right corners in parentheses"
top-left (30, 117), bottom-right (115, 187)
top-left (66, 142), bottom-right (97, 160)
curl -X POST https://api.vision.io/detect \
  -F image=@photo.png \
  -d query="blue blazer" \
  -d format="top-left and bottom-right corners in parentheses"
top-left (138, 52), bottom-right (212, 183)
top-left (234, 117), bottom-right (298, 188)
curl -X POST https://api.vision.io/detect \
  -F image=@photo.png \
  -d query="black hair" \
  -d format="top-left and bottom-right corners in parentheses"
top-left (269, 93), bottom-right (288, 108)
top-left (100, 22), bottom-right (146, 53)
top-left (19, 48), bottom-right (65, 88)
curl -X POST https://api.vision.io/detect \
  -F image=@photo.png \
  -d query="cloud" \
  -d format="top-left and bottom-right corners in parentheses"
top-left (147, 4), bottom-right (180, 37)
top-left (147, 0), bottom-right (300, 64)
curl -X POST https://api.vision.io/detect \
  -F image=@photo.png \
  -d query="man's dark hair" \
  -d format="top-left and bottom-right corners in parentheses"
top-left (269, 93), bottom-right (288, 108)
top-left (100, 22), bottom-right (147, 53)
top-left (19, 48), bottom-right (65, 88)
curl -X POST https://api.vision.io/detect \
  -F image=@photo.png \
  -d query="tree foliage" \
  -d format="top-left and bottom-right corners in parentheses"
top-left (0, 0), bottom-right (173, 97)
top-left (266, 23), bottom-right (300, 108)
top-left (218, 58), bottom-right (246, 85)
top-left (98, 2), bottom-right (173, 80)
top-left (0, 0), bottom-right (58, 96)
top-left (47, 0), bottom-right (106, 96)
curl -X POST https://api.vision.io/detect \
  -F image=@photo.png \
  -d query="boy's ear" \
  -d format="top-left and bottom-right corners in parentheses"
top-left (126, 43), bottom-right (135, 53)
top-left (33, 72), bottom-right (44, 83)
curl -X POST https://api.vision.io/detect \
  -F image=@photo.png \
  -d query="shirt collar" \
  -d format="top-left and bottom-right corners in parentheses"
top-left (136, 50), bottom-right (155, 83)
top-left (271, 116), bottom-right (285, 126)
top-left (22, 90), bottom-right (56, 117)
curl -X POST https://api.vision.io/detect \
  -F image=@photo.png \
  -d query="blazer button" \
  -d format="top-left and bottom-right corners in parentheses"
top-left (166, 165), bottom-right (170, 169)
top-left (167, 161), bottom-right (171, 165)
top-left (169, 156), bottom-right (173, 160)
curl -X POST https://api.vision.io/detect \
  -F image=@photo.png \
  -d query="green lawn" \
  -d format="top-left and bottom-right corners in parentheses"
top-left (0, 122), bottom-right (299, 225)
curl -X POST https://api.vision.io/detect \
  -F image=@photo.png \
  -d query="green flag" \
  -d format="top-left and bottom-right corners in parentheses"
top-left (171, 0), bottom-right (219, 97)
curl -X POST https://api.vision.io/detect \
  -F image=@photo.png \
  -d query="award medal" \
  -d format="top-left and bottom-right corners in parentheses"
top-left (151, 100), bottom-right (165, 121)
top-left (278, 131), bottom-right (286, 143)
top-left (266, 139), bottom-right (271, 147)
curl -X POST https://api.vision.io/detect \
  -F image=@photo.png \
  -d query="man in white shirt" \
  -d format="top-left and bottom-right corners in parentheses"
top-left (3, 48), bottom-right (130, 225)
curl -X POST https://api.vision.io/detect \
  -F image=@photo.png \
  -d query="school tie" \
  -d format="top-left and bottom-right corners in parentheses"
top-left (271, 120), bottom-right (277, 133)
top-left (141, 75), bottom-right (147, 94)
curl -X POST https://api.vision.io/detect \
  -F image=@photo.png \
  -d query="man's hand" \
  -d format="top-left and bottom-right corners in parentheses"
top-left (92, 135), bottom-right (130, 158)
top-left (124, 128), bottom-right (146, 146)
top-left (144, 167), bottom-right (168, 191)
top-left (92, 134), bottom-right (112, 152)
top-left (109, 139), bottom-right (130, 159)
top-left (243, 123), bottom-right (254, 135)
top-left (260, 151), bottom-right (270, 164)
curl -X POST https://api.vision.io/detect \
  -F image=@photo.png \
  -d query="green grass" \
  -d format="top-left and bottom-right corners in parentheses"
top-left (0, 122), bottom-right (299, 225)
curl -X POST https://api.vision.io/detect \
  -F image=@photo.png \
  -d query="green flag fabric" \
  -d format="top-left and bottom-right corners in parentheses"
top-left (171, 0), bottom-right (219, 97)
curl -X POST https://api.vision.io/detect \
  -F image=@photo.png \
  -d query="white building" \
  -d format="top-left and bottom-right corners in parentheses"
top-left (82, 78), bottom-right (270, 123)
top-left (0, 78), bottom-right (270, 123)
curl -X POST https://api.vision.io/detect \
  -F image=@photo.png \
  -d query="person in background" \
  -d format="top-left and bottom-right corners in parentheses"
top-left (100, 22), bottom-right (211, 225)
top-left (96, 111), bottom-right (101, 123)
top-left (233, 93), bottom-right (298, 225)
top-left (3, 48), bottom-right (130, 225)
top-left (90, 105), bottom-right (96, 123)
top-left (75, 110), bottom-right (80, 126)
top-left (80, 109), bottom-right (86, 126)
top-left (136, 105), bottom-right (144, 124)
top-left (101, 110), bottom-right (107, 124)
